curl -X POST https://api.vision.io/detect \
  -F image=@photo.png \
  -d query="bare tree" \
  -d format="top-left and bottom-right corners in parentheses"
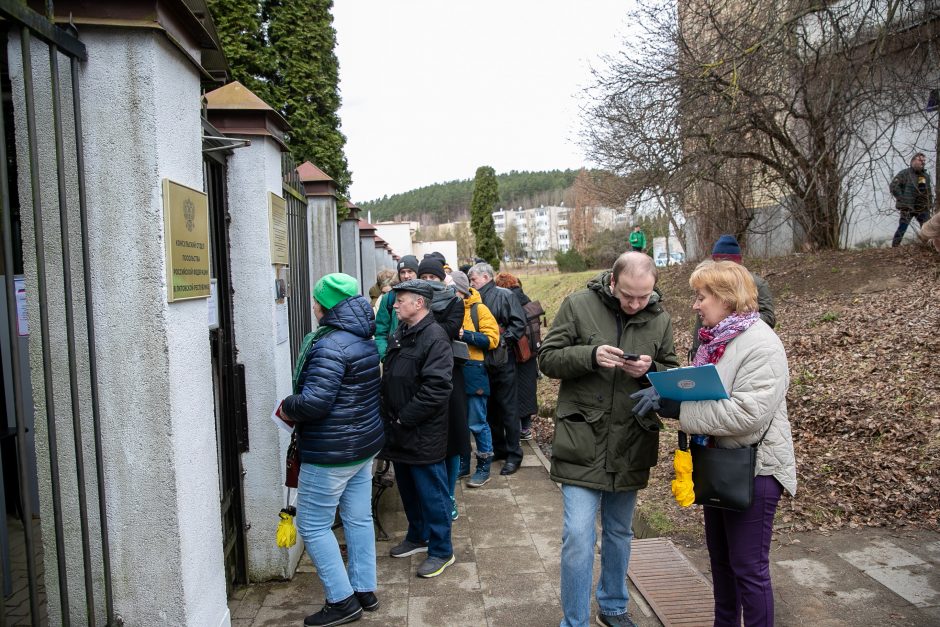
top-left (583, 0), bottom-right (940, 252)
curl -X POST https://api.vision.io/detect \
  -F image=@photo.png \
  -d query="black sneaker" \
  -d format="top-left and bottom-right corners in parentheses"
top-left (520, 428), bottom-right (533, 441)
top-left (354, 591), bottom-right (379, 612)
top-left (389, 539), bottom-right (428, 558)
top-left (596, 613), bottom-right (637, 627)
top-left (303, 594), bottom-right (362, 626)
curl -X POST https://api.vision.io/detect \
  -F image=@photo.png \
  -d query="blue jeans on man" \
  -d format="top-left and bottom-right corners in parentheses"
top-left (393, 460), bottom-right (453, 558)
top-left (560, 484), bottom-right (638, 627)
top-left (892, 207), bottom-right (931, 247)
top-left (296, 457), bottom-right (377, 603)
top-left (468, 394), bottom-right (493, 456)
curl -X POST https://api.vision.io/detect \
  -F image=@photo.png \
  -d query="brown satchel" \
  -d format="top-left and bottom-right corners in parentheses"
top-left (285, 431), bottom-right (300, 488)
top-left (514, 334), bottom-right (533, 363)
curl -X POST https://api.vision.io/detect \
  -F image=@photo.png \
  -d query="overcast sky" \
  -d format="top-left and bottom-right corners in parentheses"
top-left (332, 1), bottom-right (632, 203)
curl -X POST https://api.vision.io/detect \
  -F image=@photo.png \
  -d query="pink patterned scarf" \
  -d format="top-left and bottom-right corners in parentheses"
top-left (693, 311), bottom-right (760, 366)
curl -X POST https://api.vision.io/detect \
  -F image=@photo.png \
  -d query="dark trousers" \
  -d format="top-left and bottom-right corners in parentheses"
top-left (892, 207), bottom-right (931, 247)
top-left (393, 460), bottom-right (453, 559)
top-left (704, 475), bottom-right (783, 627)
top-left (486, 359), bottom-right (523, 464)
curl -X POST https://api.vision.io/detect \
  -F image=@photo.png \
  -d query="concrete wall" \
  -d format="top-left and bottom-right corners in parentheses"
top-left (359, 235), bottom-right (377, 293)
top-left (307, 196), bottom-right (339, 297)
top-left (224, 135), bottom-right (300, 581)
top-left (338, 218), bottom-right (362, 292)
top-left (10, 27), bottom-right (229, 625)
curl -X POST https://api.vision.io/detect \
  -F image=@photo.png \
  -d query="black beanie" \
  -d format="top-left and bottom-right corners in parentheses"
top-left (417, 257), bottom-right (446, 281)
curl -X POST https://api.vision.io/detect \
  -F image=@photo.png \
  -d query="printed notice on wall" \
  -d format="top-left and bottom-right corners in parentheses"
top-left (163, 179), bottom-right (210, 302)
top-left (207, 279), bottom-right (219, 329)
top-left (269, 192), bottom-right (289, 265)
top-left (275, 302), bottom-right (289, 345)
top-left (14, 277), bottom-right (27, 336)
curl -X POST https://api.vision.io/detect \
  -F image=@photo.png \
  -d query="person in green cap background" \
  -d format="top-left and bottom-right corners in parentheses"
top-left (280, 272), bottom-right (385, 626)
top-left (629, 225), bottom-right (647, 252)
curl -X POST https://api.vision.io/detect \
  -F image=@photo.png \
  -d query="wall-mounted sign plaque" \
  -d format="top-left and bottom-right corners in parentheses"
top-left (269, 192), bottom-right (289, 265)
top-left (163, 179), bottom-right (210, 302)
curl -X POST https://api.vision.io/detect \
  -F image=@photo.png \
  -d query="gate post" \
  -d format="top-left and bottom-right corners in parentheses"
top-left (8, 12), bottom-right (229, 625)
top-left (358, 220), bottom-right (377, 297)
top-left (338, 203), bottom-right (362, 292)
top-left (297, 162), bottom-right (340, 297)
top-left (204, 81), bottom-right (301, 581)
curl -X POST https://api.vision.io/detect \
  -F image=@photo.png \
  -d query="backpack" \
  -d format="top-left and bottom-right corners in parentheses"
top-left (521, 300), bottom-right (545, 358)
top-left (470, 303), bottom-right (508, 368)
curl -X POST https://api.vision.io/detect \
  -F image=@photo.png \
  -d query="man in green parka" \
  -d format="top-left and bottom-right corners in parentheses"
top-left (538, 251), bottom-right (679, 627)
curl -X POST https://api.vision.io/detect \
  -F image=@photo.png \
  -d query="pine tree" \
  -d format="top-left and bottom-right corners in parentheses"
top-left (470, 166), bottom-right (502, 270)
top-left (265, 0), bottom-right (351, 195)
top-left (206, 0), bottom-right (275, 103)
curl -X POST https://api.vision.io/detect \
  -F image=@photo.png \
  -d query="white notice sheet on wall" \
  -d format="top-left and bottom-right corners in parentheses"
top-left (275, 302), bottom-right (289, 345)
top-left (14, 277), bottom-right (27, 336)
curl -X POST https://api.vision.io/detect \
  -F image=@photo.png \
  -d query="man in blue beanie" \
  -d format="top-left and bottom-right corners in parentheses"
top-left (689, 235), bottom-right (776, 360)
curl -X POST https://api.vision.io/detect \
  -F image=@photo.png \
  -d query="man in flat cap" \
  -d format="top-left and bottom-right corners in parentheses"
top-left (380, 279), bottom-right (456, 578)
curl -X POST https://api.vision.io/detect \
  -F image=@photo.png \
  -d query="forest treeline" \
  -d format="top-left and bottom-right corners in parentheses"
top-left (360, 169), bottom-right (583, 224)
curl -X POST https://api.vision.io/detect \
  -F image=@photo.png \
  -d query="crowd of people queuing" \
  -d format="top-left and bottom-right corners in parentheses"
top-left (283, 237), bottom-right (798, 627)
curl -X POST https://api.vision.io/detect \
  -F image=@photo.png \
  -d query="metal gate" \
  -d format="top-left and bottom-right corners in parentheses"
top-left (0, 1), bottom-right (114, 625)
top-left (283, 154), bottom-right (312, 366)
top-left (203, 127), bottom-right (249, 594)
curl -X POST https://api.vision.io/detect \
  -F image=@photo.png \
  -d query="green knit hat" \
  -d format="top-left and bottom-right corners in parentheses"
top-left (313, 273), bottom-right (359, 310)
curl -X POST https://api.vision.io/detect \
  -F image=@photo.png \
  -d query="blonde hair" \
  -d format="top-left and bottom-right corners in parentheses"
top-left (689, 260), bottom-right (758, 313)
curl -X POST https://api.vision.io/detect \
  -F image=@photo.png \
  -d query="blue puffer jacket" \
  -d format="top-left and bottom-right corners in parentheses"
top-left (282, 295), bottom-right (385, 465)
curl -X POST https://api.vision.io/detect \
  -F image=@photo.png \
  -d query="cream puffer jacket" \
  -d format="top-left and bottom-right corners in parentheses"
top-left (679, 320), bottom-right (797, 496)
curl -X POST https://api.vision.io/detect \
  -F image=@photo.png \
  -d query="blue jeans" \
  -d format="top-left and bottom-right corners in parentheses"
top-left (393, 460), bottom-right (453, 558)
top-left (467, 394), bottom-right (493, 456)
top-left (296, 458), bottom-right (377, 603)
top-left (560, 484), bottom-right (637, 627)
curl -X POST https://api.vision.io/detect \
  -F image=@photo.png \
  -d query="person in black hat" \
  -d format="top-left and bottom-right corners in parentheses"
top-left (380, 279), bottom-right (457, 579)
top-left (375, 255), bottom-right (420, 360)
top-left (417, 257), bottom-right (471, 520)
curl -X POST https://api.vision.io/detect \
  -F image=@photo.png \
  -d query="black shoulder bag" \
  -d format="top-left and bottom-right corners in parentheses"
top-left (681, 419), bottom-right (773, 512)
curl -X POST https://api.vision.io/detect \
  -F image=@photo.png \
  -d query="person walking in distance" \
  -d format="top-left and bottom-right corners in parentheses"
top-left (890, 152), bottom-right (933, 247)
top-left (629, 225), bottom-right (646, 252)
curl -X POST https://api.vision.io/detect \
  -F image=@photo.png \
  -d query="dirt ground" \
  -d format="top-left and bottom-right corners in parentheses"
top-left (528, 244), bottom-right (940, 547)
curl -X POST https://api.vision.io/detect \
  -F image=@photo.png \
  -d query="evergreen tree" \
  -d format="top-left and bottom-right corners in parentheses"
top-left (470, 166), bottom-right (503, 270)
top-left (206, 0), bottom-right (275, 103)
top-left (264, 0), bottom-right (352, 195)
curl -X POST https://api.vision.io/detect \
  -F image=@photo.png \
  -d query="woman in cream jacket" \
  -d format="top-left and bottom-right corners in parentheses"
top-left (663, 260), bottom-right (796, 627)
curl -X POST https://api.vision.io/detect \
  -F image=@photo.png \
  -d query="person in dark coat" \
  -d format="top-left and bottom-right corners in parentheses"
top-left (417, 257), bottom-right (471, 520)
top-left (380, 279), bottom-right (457, 579)
top-left (468, 262), bottom-right (527, 475)
top-left (281, 273), bottom-right (384, 627)
top-left (890, 152), bottom-right (933, 247)
top-left (495, 271), bottom-right (539, 441)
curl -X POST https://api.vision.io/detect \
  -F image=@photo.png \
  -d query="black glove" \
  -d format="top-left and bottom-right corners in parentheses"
top-left (630, 387), bottom-right (661, 417)
top-left (657, 398), bottom-right (681, 419)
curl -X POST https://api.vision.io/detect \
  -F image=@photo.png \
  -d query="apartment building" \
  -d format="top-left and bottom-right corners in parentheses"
top-left (492, 205), bottom-right (630, 257)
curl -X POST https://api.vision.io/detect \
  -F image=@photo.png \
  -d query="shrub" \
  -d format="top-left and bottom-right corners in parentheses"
top-left (555, 249), bottom-right (589, 272)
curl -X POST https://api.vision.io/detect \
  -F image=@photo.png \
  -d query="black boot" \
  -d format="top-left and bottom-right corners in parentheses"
top-left (304, 594), bottom-right (363, 626)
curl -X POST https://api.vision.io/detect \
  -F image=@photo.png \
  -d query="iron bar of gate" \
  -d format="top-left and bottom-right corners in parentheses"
top-left (49, 42), bottom-right (96, 624)
top-left (71, 44), bottom-right (116, 627)
top-left (20, 27), bottom-right (71, 625)
top-left (0, 46), bottom-right (40, 627)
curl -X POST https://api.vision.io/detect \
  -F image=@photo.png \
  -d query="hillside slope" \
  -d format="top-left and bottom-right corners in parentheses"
top-left (524, 246), bottom-right (940, 541)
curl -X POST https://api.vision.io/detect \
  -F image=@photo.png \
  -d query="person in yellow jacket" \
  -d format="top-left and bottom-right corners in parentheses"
top-left (450, 271), bottom-right (500, 487)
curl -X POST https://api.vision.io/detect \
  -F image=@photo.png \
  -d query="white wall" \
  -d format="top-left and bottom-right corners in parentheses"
top-left (373, 222), bottom-right (415, 258)
top-left (225, 136), bottom-right (300, 580)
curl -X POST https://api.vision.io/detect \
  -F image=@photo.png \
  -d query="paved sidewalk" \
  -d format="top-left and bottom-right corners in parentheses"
top-left (228, 440), bottom-right (657, 626)
top-left (229, 440), bottom-right (940, 626)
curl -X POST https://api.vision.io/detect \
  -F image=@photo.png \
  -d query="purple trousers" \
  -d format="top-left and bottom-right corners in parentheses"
top-left (704, 475), bottom-right (783, 627)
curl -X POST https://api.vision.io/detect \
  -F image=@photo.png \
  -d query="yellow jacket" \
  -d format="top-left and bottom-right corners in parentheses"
top-left (461, 288), bottom-right (500, 361)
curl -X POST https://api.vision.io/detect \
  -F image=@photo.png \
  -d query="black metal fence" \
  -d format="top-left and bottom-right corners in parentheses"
top-left (283, 154), bottom-right (312, 367)
top-left (0, 2), bottom-right (113, 625)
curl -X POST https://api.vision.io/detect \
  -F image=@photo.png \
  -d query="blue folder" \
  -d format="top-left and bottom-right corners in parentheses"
top-left (646, 364), bottom-right (729, 401)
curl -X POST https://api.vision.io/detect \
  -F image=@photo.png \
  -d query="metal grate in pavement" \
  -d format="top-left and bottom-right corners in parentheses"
top-left (628, 537), bottom-right (714, 627)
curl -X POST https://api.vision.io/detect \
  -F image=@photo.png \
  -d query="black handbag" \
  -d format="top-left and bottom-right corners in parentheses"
top-left (683, 423), bottom-right (772, 512)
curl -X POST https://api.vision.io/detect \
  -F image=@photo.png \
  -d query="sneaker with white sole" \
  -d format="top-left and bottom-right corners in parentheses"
top-left (389, 539), bottom-right (428, 558)
top-left (596, 613), bottom-right (637, 627)
top-left (416, 554), bottom-right (455, 578)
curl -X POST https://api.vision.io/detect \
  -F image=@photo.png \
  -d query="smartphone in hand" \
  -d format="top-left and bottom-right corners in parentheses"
top-left (620, 353), bottom-right (640, 362)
